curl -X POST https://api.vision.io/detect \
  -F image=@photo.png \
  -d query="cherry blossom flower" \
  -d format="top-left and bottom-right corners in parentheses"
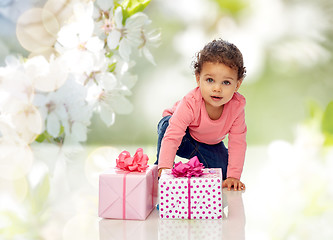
top-left (34, 78), bottom-right (92, 145)
top-left (0, 55), bottom-right (34, 103)
top-left (93, 0), bottom-right (115, 38)
top-left (106, 6), bottom-right (159, 63)
top-left (138, 28), bottom-right (161, 65)
top-left (55, 2), bottom-right (105, 76)
top-left (24, 55), bottom-right (68, 92)
top-left (0, 0), bottom-right (159, 147)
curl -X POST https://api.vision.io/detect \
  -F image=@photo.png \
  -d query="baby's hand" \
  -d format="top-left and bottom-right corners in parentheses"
top-left (222, 177), bottom-right (245, 191)
top-left (158, 168), bottom-right (170, 177)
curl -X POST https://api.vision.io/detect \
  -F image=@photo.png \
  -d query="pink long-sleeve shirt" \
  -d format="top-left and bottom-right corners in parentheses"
top-left (158, 87), bottom-right (247, 179)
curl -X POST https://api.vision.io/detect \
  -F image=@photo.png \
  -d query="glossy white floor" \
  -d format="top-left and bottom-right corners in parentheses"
top-left (88, 145), bottom-right (333, 240)
top-left (99, 189), bottom-right (245, 240)
top-left (1, 144), bottom-right (332, 240)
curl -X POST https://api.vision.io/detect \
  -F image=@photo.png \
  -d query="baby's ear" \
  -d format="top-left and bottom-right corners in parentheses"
top-left (195, 73), bottom-right (200, 86)
top-left (235, 79), bottom-right (243, 91)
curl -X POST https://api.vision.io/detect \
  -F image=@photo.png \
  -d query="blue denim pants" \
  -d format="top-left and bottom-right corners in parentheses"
top-left (154, 115), bottom-right (229, 180)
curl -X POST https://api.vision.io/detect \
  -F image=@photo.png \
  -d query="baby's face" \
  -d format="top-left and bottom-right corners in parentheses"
top-left (196, 62), bottom-right (242, 113)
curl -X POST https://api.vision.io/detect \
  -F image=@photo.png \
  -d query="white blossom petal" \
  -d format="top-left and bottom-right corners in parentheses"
top-left (86, 36), bottom-right (104, 53)
top-left (100, 105), bottom-right (115, 127)
top-left (24, 56), bottom-right (49, 78)
top-left (3, 101), bottom-right (43, 143)
top-left (96, 72), bottom-right (117, 91)
top-left (21, 105), bottom-right (43, 136)
top-left (33, 93), bottom-right (47, 104)
top-left (29, 55), bottom-right (68, 92)
top-left (73, 1), bottom-right (93, 21)
top-left (56, 104), bottom-right (67, 119)
top-left (57, 24), bottom-right (79, 50)
top-left (119, 38), bottom-right (132, 61)
top-left (86, 84), bottom-right (102, 103)
top-left (62, 50), bottom-right (95, 75)
top-left (107, 30), bottom-right (121, 50)
top-left (45, 56), bottom-right (68, 91)
top-left (147, 29), bottom-right (162, 45)
top-left (142, 47), bottom-right (156, 65)
top-left (121, 72), bottom-right (137, 89)
top-left (77, 20), bottom-right (95, 43)
top-left (114, 7), bottom-right (123, 27)
top-left (1, 59), bottom-right (34, 102)
top-left (62, 119), bottom-right (70, 136)
top-left (96, 0), bottom-right (114, 11)
top-left (126, 13), bottom-right (148, 29)
top-left (126, 31), bottom-right (143, 47)
top-left (47, 112), bottom-right (61, 137)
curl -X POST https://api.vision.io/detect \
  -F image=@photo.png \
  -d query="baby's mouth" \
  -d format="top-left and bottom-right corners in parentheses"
top-left (211, 96), bottom-right (222, 100)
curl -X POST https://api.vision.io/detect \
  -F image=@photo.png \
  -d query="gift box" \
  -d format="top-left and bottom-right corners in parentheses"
top-left (98, 164), bottom-right (158, 220)
top-left (158, 219), bottom-right (223, 240)
top-left (159, 168), bottom-right (223, 220)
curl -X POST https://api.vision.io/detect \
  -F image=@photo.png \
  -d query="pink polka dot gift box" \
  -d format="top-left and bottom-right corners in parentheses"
top-left (158, 157), bottom-right (223, 220)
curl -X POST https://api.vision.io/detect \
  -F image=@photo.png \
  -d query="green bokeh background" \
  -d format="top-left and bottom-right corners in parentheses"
top-left (86, 0), bottom-right (333, 146)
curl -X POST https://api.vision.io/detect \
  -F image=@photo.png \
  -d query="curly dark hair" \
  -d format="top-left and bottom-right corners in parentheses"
top-left (193, 39), bottom-right (246, 80)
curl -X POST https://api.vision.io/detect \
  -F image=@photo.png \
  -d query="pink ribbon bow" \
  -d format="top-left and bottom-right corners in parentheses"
top-left (116, 148), bottom-right (149, 172)
top-left (171, 156), bottom-right (204, 178)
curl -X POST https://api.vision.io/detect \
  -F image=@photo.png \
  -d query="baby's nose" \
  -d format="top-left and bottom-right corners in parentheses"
top-left (213, 84), bottom-right (222, 92)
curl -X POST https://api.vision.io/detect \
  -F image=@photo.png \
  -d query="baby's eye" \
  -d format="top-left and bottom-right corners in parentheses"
top-left (207, 78), bottom-right (214, 83)
top-left (223, 80), bottom-right (231, 85)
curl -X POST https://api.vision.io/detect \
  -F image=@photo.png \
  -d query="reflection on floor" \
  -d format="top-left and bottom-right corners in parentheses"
top-left (99, 190), bottom-right (245, 240)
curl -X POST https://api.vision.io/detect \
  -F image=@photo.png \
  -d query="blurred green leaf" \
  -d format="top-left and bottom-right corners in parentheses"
top-left (105, 51), bottom-right (114, 58)
top-left (322, 101), bottom-right (333, 145)
top-left (121, 0), bottom-right (151, 23)
top-left (108, 62), bottom-right (117, 72)
top-left (211, 0), bottom-right (248, 16)
top-left (308, 100), bottom-right (323, 120)
top-left (35, 131), bottom-right (49, 143)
